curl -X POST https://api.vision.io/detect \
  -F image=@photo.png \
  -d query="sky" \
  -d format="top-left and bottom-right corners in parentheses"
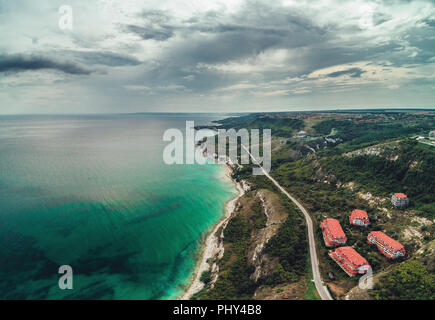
top-left (0, 0), bottom-right (435, 114)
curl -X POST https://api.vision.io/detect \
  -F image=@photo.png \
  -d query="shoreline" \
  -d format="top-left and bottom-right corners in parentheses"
top-left (179, 162), bottom-right (246, 300)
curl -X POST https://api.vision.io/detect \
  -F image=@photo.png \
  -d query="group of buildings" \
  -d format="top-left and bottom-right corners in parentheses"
top-left (321, 196), bottom-right (407, 277)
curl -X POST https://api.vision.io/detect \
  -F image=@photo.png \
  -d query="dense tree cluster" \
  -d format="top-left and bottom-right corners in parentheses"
top-left (370, 260), bottom-right (435, 300)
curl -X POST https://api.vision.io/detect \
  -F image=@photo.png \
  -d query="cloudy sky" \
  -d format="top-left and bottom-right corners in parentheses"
top-left (1, 0), bottom-right (434, 114)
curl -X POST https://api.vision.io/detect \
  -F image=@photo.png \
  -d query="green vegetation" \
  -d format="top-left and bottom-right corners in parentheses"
top-left (200, 191), bottom-right (308, 299)
top-left (313, 119), bottom-right (418, 144)
top-left (322, 140), bottom-right (435, 218)
top-left (200, 270), bottom-right (212, 286)
top-left (370, 260), bottom-right (435, 300)
top-left (216, 114), bottom-right (304, 138)
top-left (203, 255), bottom-right (256, 300)
top-left (261, 198), bottom-right (307, 285)
top-left (245, 117), bottom-right (304, 138)
top-left (251, 200), bottom-right (267, 229)
top-left (313, 113), bottom-right (435, 154)
top-left (201, 198), bottom-right (258, 300)
top-left (303, 271), bottom-right (320, 300)
top-left (270, 112), bottom-right (434, 296)
top-left (202, 110), bottom-right (435, 299)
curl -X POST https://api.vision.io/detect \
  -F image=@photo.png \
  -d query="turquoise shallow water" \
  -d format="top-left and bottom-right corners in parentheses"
top-left (0, 114), bottom-right (237, 299)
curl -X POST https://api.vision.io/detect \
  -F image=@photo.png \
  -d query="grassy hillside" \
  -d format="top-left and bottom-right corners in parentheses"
top-left (322, 140), bottom-right (435, 218)
top-left (214, 114), bottom-right (304, 138)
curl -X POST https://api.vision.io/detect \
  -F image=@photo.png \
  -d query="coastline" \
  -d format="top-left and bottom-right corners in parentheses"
top-left (179, 163), bottom-right (246, 300)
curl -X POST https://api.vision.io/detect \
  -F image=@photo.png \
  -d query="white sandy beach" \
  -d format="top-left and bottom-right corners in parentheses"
top-left (179, 164), bottom-right (245, 300)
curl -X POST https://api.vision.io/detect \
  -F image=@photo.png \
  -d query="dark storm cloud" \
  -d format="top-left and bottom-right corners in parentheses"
top-left (171, 31), bottom-right (282, 64)
top-left (115, 1), bottom-right (435, 100)
top-left (122, 4), bottom-right (358, 94)
top-left (64, 51), bottom-right (142, 67)
top-left (0, 54), bottom-right (94, 75)
top-left (126, 9), bottom-right (175, 41)
top-left (326, 68), bottom-right (366, 78)
top-left (128, 4), bottom-right (328, 65)
top-left (186, 22), bottom-right (292, 37)
top-left (2, 0), bottom-right (435, 113)
top-left (127, 24), bottom-right (175, 41)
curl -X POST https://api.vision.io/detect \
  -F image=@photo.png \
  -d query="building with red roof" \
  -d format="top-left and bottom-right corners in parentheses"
top-left (329, 246), bottom-right (371, 277)
top-left (349, 209), bottom-right (370, 227)
top-left (367, 231), bottom-right (405, 259)
top-left (321, 218), bottom-right (347, 247)
top-left (391, 193), bottom-right (409, 208)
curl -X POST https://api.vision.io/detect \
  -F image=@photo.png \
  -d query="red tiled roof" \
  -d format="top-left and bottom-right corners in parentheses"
top-left (351, 209), bottom-right (368, 219)
top-left (323, 218), bottom-right (346, 238)
top-left (337, 246), bottom-right (368, 266)
top-left (394, 193), bottom-right (407, 199)
top-left (369, 231), bottom-right (404, 250)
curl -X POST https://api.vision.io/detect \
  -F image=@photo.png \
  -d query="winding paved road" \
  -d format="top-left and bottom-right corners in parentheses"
top-left (242, 145), bottom-right (333, 300)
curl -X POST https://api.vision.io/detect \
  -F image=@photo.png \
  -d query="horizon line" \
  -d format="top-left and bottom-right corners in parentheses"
top-left (1, 107), bottom-right (435, 117)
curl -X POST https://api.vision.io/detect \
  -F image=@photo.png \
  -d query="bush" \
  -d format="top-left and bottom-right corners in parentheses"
top-left (200, 270), bottom-right (212, 285)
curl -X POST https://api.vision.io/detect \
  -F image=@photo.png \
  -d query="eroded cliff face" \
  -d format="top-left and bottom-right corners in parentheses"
top-left (248, 190), bottom-right (288, 283)
top-left (200, 186), bottom-right (308, 300)
top-left (209, 189), bottom-right (289, 288)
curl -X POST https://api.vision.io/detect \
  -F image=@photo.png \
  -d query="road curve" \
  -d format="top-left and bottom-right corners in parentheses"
top-left (242, 145), bottom-right (333, 300)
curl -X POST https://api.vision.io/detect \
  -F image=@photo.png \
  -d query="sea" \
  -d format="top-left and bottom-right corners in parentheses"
top-left (0, 113), bottom-right (237, 299)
